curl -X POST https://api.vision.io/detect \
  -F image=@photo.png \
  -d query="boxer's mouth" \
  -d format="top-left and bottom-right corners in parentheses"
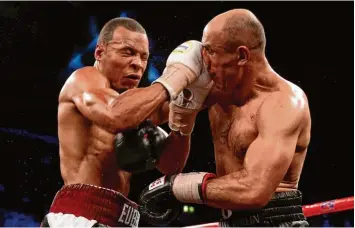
top-left (125, 74), bottom-right (141, 81)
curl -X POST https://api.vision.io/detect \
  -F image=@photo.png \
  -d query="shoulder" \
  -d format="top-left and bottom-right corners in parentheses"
top-left (70, 66), bottom-right (108, 87)
top-left (257, 82), bottom-right (310, 134)
top-left (59, 66), bottom-right (109, 101)
top-left (260, 80), bottom-right (309, 116)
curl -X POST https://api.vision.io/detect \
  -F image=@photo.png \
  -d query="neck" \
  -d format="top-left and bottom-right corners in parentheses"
top-left (231, 54), bottom-right (276, 105)
top-left (94, 60), bottom-right (101, 72)
top-left (94, 60), bottom-right (110, 83)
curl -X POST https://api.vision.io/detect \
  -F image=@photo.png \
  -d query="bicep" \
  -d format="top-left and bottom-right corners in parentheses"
top-left (72, 88), bottom-right (119, 130)
top-left (244, 132), bottom-right (298, 192)
top-left (244, 93), bottom-right (305, 193)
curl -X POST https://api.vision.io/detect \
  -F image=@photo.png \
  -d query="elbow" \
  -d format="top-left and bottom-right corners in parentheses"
top-left (246, 192), bottom-right (270, 209)
top-left (240, 177), bottom-right (274, 209)
top-left (229, 187), bottom-right (271, 210)
top-left (245, 186), bottom-right (273, 209)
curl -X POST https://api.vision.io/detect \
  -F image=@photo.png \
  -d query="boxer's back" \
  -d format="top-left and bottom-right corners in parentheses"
top-left (208, 76), bottom-right (311, 192)
top-left (57, 68), bottom-right (130, 195)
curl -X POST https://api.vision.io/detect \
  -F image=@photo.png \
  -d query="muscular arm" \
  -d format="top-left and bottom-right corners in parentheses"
top-left (148, 101), bottom-right (191, 175)
top-left (156, 132), bottom-right (191, 175)
top-left (204, 93), bottom-right (308, 210)
top-left (68, 67), bottom-right (169, 133)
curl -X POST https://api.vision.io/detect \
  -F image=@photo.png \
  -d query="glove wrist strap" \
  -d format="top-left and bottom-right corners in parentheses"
top-left (152, 80), bottom-right (176, 101)
top-left (153, 63), bottom-right (196, 101)
top-left (168, 104), bottom-right (198, 136)
top-left (172, 172), bottom-right (216, 204)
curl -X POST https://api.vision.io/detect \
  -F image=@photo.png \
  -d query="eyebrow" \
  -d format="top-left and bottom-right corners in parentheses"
top-left (110, 42), bottom-right (149, 55)
top-left (202, 43), bottom-right (210, 49)
top-left (202, 44), bottom-right (223, 52)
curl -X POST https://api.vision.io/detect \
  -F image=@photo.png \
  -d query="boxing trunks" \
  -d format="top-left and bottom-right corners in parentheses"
top-left (40, 184), bottom-right (140, 227)
top-left (219, 190), bottom-right (309, 227)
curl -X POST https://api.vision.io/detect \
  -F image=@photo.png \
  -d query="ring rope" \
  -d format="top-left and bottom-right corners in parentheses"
top-left (184, 196), bottom-right (354, 228)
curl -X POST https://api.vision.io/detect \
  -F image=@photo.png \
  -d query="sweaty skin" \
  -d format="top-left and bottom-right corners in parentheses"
top-left (58, 68), bottom-right (167, 196)
top-left (57, 27), bottom-right (190, 197)
top-left (199, 9), bottom-right (311, 210)
top-left (206, 77), bottom-right (310, 209)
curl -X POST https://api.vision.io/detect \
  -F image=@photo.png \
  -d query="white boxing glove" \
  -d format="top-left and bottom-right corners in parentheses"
top-left (153, 40), bottom-right (204, 100)
top-left (168, 42), bottom-right (214, 135)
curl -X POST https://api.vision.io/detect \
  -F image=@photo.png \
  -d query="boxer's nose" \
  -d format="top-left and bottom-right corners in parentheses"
top-left (208, 65), bottom-right (217, 79)
top-left (131, 56), bottom-right (144, 72)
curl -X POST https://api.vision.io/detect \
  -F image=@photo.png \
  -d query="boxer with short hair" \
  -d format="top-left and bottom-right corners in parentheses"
top-left (41, 17), bottom-right (206, 227)
top-left (139, 9), bottom-right (311, 227)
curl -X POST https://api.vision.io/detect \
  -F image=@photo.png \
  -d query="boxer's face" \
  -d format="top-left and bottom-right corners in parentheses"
top-left (96, 27), bottom-right (149, 92)
top-left (202, 26), bottom-right (248, 94)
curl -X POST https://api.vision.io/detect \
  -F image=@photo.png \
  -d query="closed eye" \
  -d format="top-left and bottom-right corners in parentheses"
top-left (141, 54), bottom-right (149, 61)
top-left (122, 47), bottom-right (135, 55)
top-left (203, 45), bottom-right (215, 56)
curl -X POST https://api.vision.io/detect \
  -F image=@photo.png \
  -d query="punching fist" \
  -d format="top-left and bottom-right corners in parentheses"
top-left (153, 40), bottom-right (209, 101)
top-left (139, 172), bottom-right (216, 226)
top-left (114, 120), bottom-right (168, 173)
top-left (166, 41), bottom-right (214, 135)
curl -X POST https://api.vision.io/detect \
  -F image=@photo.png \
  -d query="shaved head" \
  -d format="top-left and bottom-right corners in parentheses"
top-left (201, 9), bottom-right (268, 95)
top-left (204, 9), bottom-right (266, 53)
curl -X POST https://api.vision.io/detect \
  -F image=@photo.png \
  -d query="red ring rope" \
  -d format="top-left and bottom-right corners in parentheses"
top-left (184, 196), bottom-right (354, 228)
top-left (303, 196), bottom-right (353, 217)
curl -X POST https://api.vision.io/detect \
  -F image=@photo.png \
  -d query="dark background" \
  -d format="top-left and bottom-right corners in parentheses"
top-left (0, 1), bottom-right (353, 227)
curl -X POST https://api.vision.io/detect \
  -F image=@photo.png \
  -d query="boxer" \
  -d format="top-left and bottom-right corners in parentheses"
top-left (41, 17), bottom-right (209, 227)
top-left (139, 9), bottom-right (311, 227)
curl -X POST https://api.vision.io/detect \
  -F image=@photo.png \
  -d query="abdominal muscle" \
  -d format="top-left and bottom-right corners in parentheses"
top-left (58, 115), bottom-right (131, 196)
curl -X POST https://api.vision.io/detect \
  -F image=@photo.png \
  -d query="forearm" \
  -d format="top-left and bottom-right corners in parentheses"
top-left (109, 84), bottom-right (169, 131)
top-left (156, 131), bottom-right (190, 175)
top-left (204, 171), bottom-right (268, 210)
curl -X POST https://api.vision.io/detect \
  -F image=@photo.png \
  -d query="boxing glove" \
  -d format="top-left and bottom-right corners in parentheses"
top-left (114, 120), bottom-right (168, 173)
top-left (168, 41), bottom-right (214, 135)
top-left (153, 40), bottom-right (206, 101)
top-left (139, 172), bottom-right (216, 226)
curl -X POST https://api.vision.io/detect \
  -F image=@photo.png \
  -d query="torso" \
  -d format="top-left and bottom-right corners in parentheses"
top-left (208, 78), bottom-right (310, 192)
top-left (57, 71), bottom-right (131, 196)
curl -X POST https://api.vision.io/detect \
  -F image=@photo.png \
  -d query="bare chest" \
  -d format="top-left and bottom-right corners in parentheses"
top-left (209, 100), bottom-right (261, 158)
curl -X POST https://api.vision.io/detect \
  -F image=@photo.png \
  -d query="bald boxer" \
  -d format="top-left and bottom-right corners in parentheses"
top-left (41, 17), bottom-right (208, 227)
top-left (139, 9), bottom-right (311, 227)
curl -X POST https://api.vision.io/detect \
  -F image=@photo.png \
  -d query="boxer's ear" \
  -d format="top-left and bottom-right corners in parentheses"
top-left (95, 44), bottom-right (105, 61)
top-left (236, 46), bottom-right (250, 66)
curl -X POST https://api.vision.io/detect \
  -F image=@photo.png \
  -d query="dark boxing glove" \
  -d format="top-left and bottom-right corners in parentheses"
top-left (139, 172), bottom-right (216, 226)
top-left (114, 120), bottom-right (168, 173)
